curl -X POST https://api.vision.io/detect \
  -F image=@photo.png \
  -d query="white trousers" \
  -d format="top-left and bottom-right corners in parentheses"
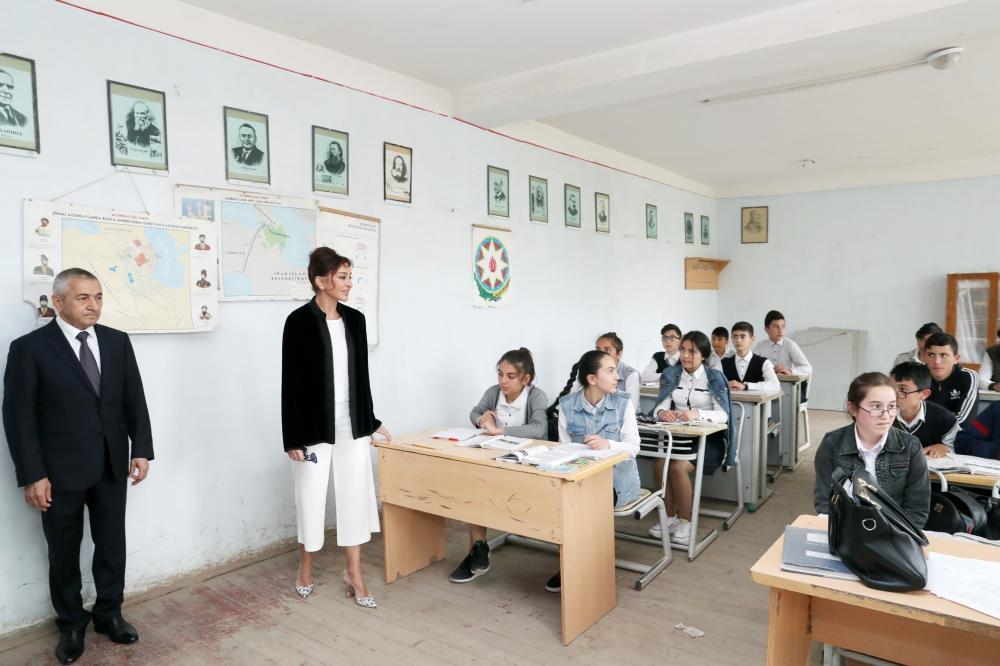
top-left (291, 403), bottom-right (380, 550)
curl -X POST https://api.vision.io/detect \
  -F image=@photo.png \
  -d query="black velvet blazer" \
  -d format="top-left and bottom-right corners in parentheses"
top-left (280, 298), bottom-right (381, 451)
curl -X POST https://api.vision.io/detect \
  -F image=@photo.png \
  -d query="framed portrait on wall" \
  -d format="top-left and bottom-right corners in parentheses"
top-left (384, 142), bottom-right (412, 203)
top-left (528, 175), bottom-right (547, 223)
top-left (700, 215), bottom-right (710, 245)
top-left (312, 126), bottom-right (348, 195)
top-left (645, 204), bottom-right (657, 240)
top-left (741, 206), bottom-right (768, 243)
top-left (107, 81), bottom-right (168, 171)
top-left (224, 106), bottom-right (269, 184)
top-left (684, 212), bottom-right (694, 244)
top-left (0, 53), bottom-right (40, 153)
top-left (564, 184), bottom-right (581, 228)
top-left (487, 165), bottom-right (509, 217)
top-left (595, 192), bottom-right (610, 233)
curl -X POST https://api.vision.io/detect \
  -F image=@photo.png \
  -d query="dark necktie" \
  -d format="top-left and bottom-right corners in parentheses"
top-left (76, 331), bottom-right (101, 395)
top-left (2, 106), bottom-right (11, 124)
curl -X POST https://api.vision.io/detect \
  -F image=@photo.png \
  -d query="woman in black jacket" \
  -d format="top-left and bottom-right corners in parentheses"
top-left (282, 247), bottom-right (390, 607)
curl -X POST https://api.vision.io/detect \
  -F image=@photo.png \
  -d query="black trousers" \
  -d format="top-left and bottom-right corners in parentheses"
top-left (40, 455), bottom-right (127, 631)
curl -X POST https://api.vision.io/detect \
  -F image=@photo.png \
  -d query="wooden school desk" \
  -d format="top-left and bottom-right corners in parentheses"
top-left (637, 421), bottom-right (729, 560)
top-left (978, 389), bottom-right (1000, 415)
top-left (751, 514), bottom-right (1000, 665)
top-left (770, 374), bottom-right (808, 477)
top-left (375, 430), bottom-right (627, 646)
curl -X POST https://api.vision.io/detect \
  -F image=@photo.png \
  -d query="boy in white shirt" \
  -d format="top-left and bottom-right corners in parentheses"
top-left (641, 323), bottom-right (681, 383)
top-left (753, 310), bottom-right (812, 376)
top-left (722, 321), bottom-right (780, 393)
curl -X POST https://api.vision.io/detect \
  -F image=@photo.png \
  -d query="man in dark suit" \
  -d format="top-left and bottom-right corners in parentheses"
top-left (3, 268), bottom-right (153, 664)
top-left (0, 69), bottom-right (29, 127)
top-left (232, 123), bottom-right (264, 165)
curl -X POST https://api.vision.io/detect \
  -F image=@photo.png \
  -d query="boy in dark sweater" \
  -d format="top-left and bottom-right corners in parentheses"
top-left (891, 362), bottom-right (959, 458)
top-left (956, 401), bottom-right (1000, 459)
top-left (923, 332), bottom-right (979, 426)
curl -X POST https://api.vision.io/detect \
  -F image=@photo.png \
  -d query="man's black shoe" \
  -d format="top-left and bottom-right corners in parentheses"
top-left (448, 540), bottom-right (491, 583)
top-left (94, 617), bottom-right (139, 644)
top-left (545, 572), bottom-right (560, 592)
top-left (55, 628), bottom-right (85, 664)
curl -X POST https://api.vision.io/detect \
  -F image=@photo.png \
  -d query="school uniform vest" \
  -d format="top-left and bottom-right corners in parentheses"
top-left (617, 362), bottom-right (639, 394)
top-left (559, 390), bottom-right (641, 508)
top-left (988, 345), bottom-right (1000, 383)
top-left (721, 354), bottom-right (766, 385)
top-left (652, 352), bottom-right (669, 374)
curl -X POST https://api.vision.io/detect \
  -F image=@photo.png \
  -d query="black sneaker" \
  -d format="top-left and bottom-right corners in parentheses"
top-left (545, 572), bottom-right (560, 592)
top-left (448, 541), bottom-right (491, 583)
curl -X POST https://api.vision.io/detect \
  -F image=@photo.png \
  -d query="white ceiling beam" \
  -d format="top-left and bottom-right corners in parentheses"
top-left (453, 0), bottom-right (976, 126)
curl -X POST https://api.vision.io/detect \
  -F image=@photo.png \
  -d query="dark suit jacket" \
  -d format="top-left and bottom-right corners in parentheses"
top-left (3, 319), bottom-right (154, 491)
top-left (233, 146), bottom-right (264, 166)
top-left (281, 299), bottom-right (380, 451)
top-left (0, 104), bottom-right (28, 127)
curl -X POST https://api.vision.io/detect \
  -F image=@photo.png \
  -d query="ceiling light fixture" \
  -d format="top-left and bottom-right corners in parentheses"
top-left (700, 47), bottom-right (963, 104)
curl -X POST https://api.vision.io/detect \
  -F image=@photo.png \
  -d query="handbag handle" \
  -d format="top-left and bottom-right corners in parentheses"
top-left (853, 473), bottom-right (929, 546)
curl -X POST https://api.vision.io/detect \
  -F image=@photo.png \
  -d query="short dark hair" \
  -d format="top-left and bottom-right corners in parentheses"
top-left (915, 322), bottom-right (943, 340)
top-left (924, 331), bottom-right (958, 354)
top-left (731, 321), bottom-right (754, 336)
top-left (307, 246), bottom-right (351, 293)
top-left (764, 310), bottom-right (785, 328)
top-left (238, 123), bottom-right (256, 136)
top-left (660, 323), bottom-right (681, 337)
top-left (711, 326), bottom-right (729, 340)
top-left (681, 330), bottom-right (711, 360)
top-left (846, 372), bottom-right (895, 411)
top-left (890, 361), bottom-right (931, 391)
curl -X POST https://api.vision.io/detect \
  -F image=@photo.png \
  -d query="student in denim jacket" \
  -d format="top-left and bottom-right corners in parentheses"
top-left (814, 372), bottom-right (930, 527)
top-left (543, 350), bottom-right (641, 593)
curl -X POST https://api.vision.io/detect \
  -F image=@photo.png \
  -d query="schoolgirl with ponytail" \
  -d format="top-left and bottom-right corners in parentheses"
top-left (448, 348), bottom-right (549, 585)
top-left (542, 349), bottom-right (641, 593)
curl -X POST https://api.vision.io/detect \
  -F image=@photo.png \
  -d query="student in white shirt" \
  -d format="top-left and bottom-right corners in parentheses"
top-left (722, 321), bottom-right (780, 394)
top-left (708, 326), bottom-right (731, 370)
top-left (979, 327), bottom-right (1000, 392)
top-left (650, 331), bottom-right (731, 546)
top-left (594, 332), bottom-right (640, 407)
top-left (891, 322), bottom-right (943, 370)
top-left (450, 348), bottom-right (548, 584)
top-left (753, 310), bottom-right (812, 377)
top-left (641, 323), bottom-right (682, 383)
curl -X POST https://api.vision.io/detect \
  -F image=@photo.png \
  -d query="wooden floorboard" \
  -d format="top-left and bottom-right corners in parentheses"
top-left (0, 410), bottom-right (850, 665)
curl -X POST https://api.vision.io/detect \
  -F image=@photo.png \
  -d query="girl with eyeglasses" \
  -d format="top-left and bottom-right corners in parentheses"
top-left (641, 324), bottom-right (682, 383)
top-left (813, 372), bottom-right (930, 527)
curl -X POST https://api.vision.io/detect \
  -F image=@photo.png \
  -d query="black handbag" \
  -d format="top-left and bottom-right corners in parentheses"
top-left (828, 467), bottom-right (929, 592)
top-left (925, 487), bottom-right (988, 535)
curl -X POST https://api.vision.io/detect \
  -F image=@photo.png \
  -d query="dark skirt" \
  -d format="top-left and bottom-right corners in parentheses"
top-left (670, 431), bottom-right (726, 475)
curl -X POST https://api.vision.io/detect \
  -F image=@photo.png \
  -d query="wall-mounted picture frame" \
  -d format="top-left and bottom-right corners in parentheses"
top-left (700, 214), bottom-right (710, 245)
top-left (487, 165), bottom-right (510, 217)
top-left (741, 206), bottom-right (768, 243)
top-left (595, 192), bottom-right (610, 234)
top-left (312, 126), bottom-right (348, 195)
top-left (107, 80), bottom-right (168, 171)
top-left (0, 52), bottom-right (40, 153)
top-left (564, 184), bottom-right (581, 228)
top-left (224, 106), bottom-right (269, 184)
top-left (684, 212), bottom-right (694, 244)
top-left (528, 175), bottom-right (548, 223)
top-left (645, 204), bottom-right (658, 240)
top-left (384, 142), bottom-right (412, 203)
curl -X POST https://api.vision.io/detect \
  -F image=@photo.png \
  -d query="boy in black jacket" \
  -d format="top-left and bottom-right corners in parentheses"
top-left (923, 332), bottom-right (979, 426)
top-left (890, 362), bottom-right (959, 458)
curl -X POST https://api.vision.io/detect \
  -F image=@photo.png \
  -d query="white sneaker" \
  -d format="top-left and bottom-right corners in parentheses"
top-left (648, 515), bottom-right (680, 539)
top-left (671, 519), bottom-right (691, 546)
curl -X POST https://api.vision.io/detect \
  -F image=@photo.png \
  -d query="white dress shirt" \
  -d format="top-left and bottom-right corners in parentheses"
top-left (641, 352), bottom-right (679, 383)
top-left (327, 318), bottom-right (350, 403)
top-left (980, 355), bottom-right (995, 390)
top-left (494, 386), bottom-right (528, 429)
top-left (753, 337), bottom-right (812, 376)
top-left (708, 349), bottom-right (732, 371)
top-left (56, 315), bottom-right (101, 371)
top-left (731, 351), bottom-right (780, 393)
top-left (654, 365), bottom-right (728, 423)
top-left (557, 397), bottom-right (640, 457)
top-left (854, 426), bottom-right (888, 478)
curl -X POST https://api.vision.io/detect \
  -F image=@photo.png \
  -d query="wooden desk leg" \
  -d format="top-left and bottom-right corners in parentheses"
top-left (767, 588), bottom-right (811, 665)
top-left (559, 468), bottom-right (616, 645)
top-left (382, 502), bottom-right (446, 584)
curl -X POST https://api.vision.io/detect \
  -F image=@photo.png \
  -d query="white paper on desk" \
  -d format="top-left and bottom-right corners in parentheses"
top-left (953, 454), bottom-right (1000, 475)
top-left (432, 428), bottom-right (483, 441)
top-left (926, 552), bottom-right (1000, 620)
top-left (550, 443), bottom-right (617, 460)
